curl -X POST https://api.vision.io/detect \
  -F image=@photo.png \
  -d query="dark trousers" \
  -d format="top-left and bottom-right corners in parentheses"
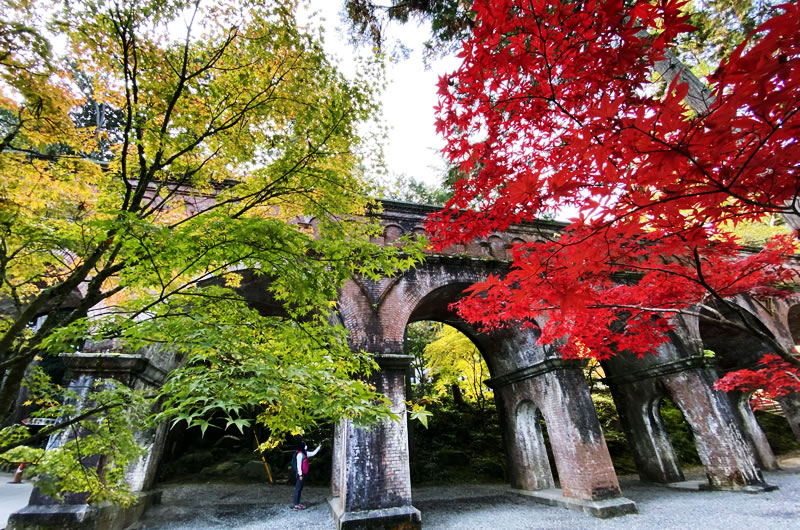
top-left (293, 474), bottom-right (304, 505)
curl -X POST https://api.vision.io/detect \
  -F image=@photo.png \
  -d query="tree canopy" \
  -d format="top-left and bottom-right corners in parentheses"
top-left (344, 0), bottom-right (474, 60)
top-left (426, 0), bottom-right (800, 396)
top-left (0, 0), bottom-right (422, 500)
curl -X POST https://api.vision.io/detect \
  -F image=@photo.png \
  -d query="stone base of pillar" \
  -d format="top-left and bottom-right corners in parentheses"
top-left (664, 480), bottom-right (778, 493)
top-left (7, 490), bottom-right (161, 530)
top-left (328, 496), bottom-right (421, 530)
top-left (511, 488), bottom-right (638, 518)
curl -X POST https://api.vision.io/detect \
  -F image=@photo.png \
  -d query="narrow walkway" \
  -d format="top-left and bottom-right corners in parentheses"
top-left (0, 472), bottom-right (33, 530)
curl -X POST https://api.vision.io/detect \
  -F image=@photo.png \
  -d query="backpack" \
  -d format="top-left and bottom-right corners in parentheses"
top-left (291, 451), bottom-right (309, 475)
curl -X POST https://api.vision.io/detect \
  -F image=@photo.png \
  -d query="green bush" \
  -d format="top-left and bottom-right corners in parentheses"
top-left (409, 399), bottom-right (505, 485)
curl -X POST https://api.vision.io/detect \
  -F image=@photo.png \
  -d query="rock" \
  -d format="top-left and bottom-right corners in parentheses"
top-left (173, 451), bottom-right (214, 473)
top-left (240, 460), bottom-right (270, 481)
top-left (201, 460), bottom-right (240, 476)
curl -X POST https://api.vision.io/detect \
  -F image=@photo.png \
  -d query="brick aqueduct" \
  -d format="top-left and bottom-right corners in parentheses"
top-left (10, 200), bottom-right (800, 529)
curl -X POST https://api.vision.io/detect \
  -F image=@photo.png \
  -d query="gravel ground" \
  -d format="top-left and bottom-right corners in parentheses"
top-left (135, 456), bottom-right (800, 529)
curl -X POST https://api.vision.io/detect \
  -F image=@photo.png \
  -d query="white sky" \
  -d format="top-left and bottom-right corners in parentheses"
top-left (299, 3), bottom-right (461, 188)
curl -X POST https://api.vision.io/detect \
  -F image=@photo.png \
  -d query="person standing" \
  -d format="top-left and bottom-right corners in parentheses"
top-left (292, 440), bottom-right (321, 510)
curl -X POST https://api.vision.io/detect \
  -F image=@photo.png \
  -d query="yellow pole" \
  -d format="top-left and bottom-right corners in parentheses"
top-left (253, 432), bottom-right (273, 483)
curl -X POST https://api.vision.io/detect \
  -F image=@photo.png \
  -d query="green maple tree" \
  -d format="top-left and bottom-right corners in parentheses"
top-left (0, 0), bottom-right (422, 501)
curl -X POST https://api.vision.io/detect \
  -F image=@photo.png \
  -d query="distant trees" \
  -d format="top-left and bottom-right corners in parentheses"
top-left (406, 322), bottom-right (492, 409)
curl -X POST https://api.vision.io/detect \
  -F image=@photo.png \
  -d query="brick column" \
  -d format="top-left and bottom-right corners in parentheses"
top-left (606, 378), bottom-right (684, 483)
top-left (488, 359), bottom-right (637, 517)
top-left (777, 393), bottom-right (800, 443)
top-left (663, 367), bottom-right (770, 489)
top-left (607, 356), bottom-right (772, 490)
top-left (8, 353), bottom-right (166, 530)
top-left (729, 391), bottom-right (778, 470)
top-left (328, 354), bottom-right (421, 530)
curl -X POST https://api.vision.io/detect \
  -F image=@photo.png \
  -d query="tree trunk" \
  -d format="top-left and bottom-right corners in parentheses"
top-left (0, 358), bottom-right (29, 426)
top-left (451, 384), bottom-right (465, 408)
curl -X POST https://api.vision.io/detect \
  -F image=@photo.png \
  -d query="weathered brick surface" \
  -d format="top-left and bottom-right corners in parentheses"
top-left (727, 391), bottom-right (778, 470)
top-left (663, 368), bottom-right (765, 488)
top-left (495, 366), bottom-right (621, 501)
top-left (604, 333), bottom-right (769, 488)
top-left (337, 259), bottom-right (506, 354)
top-left (339, 357), bottom-right (414, 513)
top-left (607, 377), bottom-right (685, 484)
top-left (19, 196), bottom-right (800, 528)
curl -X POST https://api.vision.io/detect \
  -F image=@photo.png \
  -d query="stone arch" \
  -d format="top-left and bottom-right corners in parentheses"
top-left (652, 394), bottom-right (701, 472)
top-left (198, 268), bottom-right (287, 318)
top-left (728, 389), bottom-right (779, 469)
top-left (697, 301), bottom-right (777, 370)
top-left (604, 374), bottom-right (685, 484)
top-left (336, 259), bottom-right (504, 353)
top-left (487, 235), bottom-right (507, 259)
top-left (659, 366), bottom-right (766, 488)
top-left (645, 393), bottom-right (685, 476)
top-left (696, 299), bottom-right (800, 446)
top-left (602, 326), bottom-right (768, 489)
top-left (383, 224), bottom-right (404, 245)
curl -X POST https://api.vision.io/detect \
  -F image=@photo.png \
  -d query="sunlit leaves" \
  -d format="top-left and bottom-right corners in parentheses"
top-left (423, 324), bottom-right (492, 405)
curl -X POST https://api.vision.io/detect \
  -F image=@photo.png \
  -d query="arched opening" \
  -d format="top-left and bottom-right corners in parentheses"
top-left (745, 389), bottom-right (800, 458)
top-left (512, 400), bottom-right (555, 490)
top-left (655, 396), bottom-right (702, 473)
top-left (403, 283), bottom-right (505, 485)
top-left (156, 269), bottom-right (332, 487)
top-left (404, 320), bottom-right (504, 485)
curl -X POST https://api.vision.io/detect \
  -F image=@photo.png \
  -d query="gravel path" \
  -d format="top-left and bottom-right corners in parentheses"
top-left (135, 457), bottom-right (800, 529)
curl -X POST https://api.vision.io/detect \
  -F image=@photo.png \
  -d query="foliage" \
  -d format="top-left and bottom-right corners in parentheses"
top-left (724, 216), bottom-right (792, 247)
top-left (408, 401), bottom-right (433, 428)
top-left (151, 295), bottom-right (401, 442)
top-left (1, 0), bottom-right (423, 499)
top-left (405, 321), bottom-right (440, 399)
top-left (405, 321), bottom-right (492, 410)
top-left (715, 354), bottom-right (800, 397)
top-left (675, 0), bottom-right (783, 76)
top-left (381, 174), bottom-right (452, 206)
top-left (408, 398), bottom-right (504, 484)
top-left (658, 397), bottom-right (703, 467)
top-left (753, 409), bottom-right (800, 455)
top-left (427, 0), bottom-right (800, 396)
top-left (423, 324), bottom-right (492, 408)
top-left (0, 366), bottom-right (149, 505)
top-left (343, 0), bottom-right (474, 61)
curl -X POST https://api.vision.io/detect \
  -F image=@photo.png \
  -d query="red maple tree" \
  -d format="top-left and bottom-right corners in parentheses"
top-left (427, 0), bottom-right (800, 396)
